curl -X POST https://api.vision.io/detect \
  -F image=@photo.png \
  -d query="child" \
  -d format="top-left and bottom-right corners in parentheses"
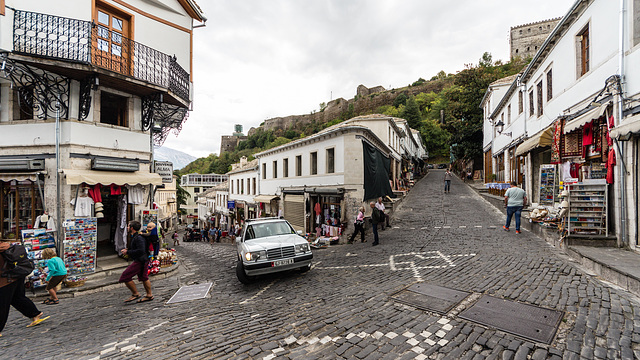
top-left (141, 222), bottom-right (160, 259)
top-left (173, 231), bottom-right (179, 246)
top-left (42, 248), bottom-right (67, 305)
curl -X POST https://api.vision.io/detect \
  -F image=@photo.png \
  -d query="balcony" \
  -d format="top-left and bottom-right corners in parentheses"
top-left (10, 9), bottom-right (190, 103)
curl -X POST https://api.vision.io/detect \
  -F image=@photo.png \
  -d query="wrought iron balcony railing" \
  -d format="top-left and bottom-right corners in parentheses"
top-left (12, 9), bottom-right (190, 102)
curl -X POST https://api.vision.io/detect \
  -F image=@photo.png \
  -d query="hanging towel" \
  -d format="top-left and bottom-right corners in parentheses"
top-left (126, 185), bottom-right (145, 204)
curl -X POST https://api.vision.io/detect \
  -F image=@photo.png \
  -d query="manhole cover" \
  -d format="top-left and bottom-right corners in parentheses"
top-left (459, 295), bottom-right (563, 344)
top-left (167, 282), bottom-right (213, 304)
top-left (390, 283), bottom-right (470, 314)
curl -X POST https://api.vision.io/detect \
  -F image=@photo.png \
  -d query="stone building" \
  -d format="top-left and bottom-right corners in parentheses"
top-left (510, 18), bottom-right (561, 60)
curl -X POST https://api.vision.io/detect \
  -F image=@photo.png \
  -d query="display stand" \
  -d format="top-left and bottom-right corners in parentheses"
top-left (21, 229), bottom-right (56, 289)
top-left (539, 165), bottom-right (557, 205)
top-left (63, 218), bottom-right (97, 275)
top-left (141, 210), bottom-right (159, 228)
top-left (567, 182), bottom-right (607, 236)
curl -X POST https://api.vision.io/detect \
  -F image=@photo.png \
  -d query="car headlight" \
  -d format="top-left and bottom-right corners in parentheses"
top-left (244, 251), bottom-right (266, 261)
top-left (295, 243), bottom-right (310, 253)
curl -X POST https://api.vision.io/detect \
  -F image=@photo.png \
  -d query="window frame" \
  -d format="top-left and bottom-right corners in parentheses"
top-left (546, 69), bottom-right (553, 101)
top-left (283, 158), bottom-right (289, 178)
top-left (295, 155), bottom-right (302, 177)
top-left (528, 90), bottom-right (535, 117)
top-left (272, 160), bottom-right (278, 179)
top-left (326, 147), bottom-right (335, 174)
top-left (578, 25), bottom-right (590, 77)
top-left (536, 81), bottom-right (544, 117)
top-left (310, 152), bottom-right (318, 175)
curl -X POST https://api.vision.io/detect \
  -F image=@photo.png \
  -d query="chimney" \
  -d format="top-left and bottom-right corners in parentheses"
top-left (240, 156), bottom-right (247, 167)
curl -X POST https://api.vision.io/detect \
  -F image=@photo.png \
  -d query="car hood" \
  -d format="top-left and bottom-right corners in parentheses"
top-left (243, 234), bottom-right (307, 251)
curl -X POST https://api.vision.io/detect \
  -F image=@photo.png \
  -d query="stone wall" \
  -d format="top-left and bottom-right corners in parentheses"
top-left (510, 18), bottom-right (561, 60)
top-left (220, 135), bottom-right (247, 154)
top-left (249, 81), bottom-right (447, 136)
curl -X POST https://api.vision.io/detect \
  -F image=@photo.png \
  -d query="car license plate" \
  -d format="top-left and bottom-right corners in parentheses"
top-left (273, 258), bottom-right (294, 267)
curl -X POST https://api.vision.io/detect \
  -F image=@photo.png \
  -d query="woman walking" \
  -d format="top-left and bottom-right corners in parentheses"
top-left (348, 207), bottom-right (366, 244)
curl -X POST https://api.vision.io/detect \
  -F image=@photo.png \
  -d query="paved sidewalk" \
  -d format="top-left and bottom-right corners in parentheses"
top-left (468, 178), bottom-right (640, 297)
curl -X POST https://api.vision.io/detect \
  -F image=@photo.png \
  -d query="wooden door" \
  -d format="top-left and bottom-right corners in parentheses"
top-left (93, 5), bottom-right (131, 75)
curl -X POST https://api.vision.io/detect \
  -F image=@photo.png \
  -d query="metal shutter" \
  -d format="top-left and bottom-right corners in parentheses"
top-left (284, 195), bottom-right (305, 230)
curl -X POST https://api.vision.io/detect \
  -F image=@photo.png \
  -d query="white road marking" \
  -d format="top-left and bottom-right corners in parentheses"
top-left (240, 280), bottom-right (276, 304)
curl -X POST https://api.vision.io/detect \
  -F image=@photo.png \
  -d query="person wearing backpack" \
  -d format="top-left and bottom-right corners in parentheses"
top-left (0, 242), bottom-right (49, 337)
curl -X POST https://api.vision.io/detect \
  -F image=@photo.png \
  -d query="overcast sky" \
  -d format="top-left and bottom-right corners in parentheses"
top-left (161, 0), bottom-right (576, 158)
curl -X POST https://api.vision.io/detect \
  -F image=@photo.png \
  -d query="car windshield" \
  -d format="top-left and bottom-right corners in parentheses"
top-left (244, 222), bottom-right (295, 240)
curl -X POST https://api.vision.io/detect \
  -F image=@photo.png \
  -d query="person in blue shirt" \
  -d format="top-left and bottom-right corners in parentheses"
top-left (42, 248), bottom-right (67, 305)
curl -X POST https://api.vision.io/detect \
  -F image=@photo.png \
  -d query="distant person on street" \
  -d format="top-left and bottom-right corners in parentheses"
top-left (0, 242), bottom-right (49, 337)
top-left (209, 227), bottom-right (216, 243)
top-left (216, 228), bottom-right (222, 242)
top-left (173, 231), bottom-right (179, 246)
top-left (370, 202), bottom-right (381, 246)
top-left (503, 181), bottom-right (527, 234)
top-left (376, 197), bottom-right (390, 230)
top-left (119, 221), bottom-right (154, 304)
top-left (444, 169), bottom-right (452, 193)
top-left (348, 206), bottom-right (366, 244)
top-left (41, 248), bottom-right (67, 305)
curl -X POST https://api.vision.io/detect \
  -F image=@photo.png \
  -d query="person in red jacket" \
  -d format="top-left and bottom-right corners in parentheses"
top-left (0, 242), bottom-right (48, 337)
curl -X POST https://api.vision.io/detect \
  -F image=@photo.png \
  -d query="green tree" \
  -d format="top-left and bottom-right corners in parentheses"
top-left (401, 96), bottom-right (422, 129)
top-left (393, 92), bottom-right (408, 108)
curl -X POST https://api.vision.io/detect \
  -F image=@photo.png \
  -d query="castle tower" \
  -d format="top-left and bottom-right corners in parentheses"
top-left (510, 18), bottom-right (561, 60)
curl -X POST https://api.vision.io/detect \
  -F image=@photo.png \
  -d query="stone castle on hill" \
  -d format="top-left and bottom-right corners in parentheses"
top-left (510, 18), bottom-right (561, 60)
top-left (218, 18), bottom-right (561, 154)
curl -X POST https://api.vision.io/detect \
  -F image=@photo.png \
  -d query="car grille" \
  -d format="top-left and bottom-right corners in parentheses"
top-left (267, 246), bottom-right (295, 260)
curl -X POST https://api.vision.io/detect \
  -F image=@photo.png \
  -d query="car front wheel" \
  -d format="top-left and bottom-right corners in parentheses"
top-left (236, 260), bottom-right (253, 284)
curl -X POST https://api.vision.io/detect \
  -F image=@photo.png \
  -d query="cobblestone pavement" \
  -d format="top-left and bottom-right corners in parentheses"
top-left (3, 170), bottom-right (640, 359)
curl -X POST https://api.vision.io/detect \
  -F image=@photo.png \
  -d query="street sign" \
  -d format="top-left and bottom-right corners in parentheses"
top-left (227, 200), bottom-right (235, 209)
top-left (154, 161), bottom-right (173, 183)
top-left (166, 282), bottom-right (213, 304)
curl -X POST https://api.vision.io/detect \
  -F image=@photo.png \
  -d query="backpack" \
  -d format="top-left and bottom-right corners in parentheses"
top-left (1, 244), bottom-right (35, 279)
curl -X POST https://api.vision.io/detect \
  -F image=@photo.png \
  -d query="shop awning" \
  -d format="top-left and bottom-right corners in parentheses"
top-left (63, 169), bottom-right (163, 186)
top-left (515, 127), bottom-right (554, 156)
top-left (0, 172), bottom-right (46, 182)
top-left (563, 103), bottom-right (609, 134)
top-left (609, 119), bottom-right (640, 140)
top-left (253, 195), bottom-right (279, 203)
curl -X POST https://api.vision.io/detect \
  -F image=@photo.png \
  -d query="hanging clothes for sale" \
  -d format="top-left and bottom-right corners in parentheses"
top-left (34, 213), bottom-right (56, 230)
top-left (314, 202), bottom-right (321, 216)
top-left (110, 184), bottom-right (122, 195)
top-left (606, 148), bottom-right (616, 184)
top-left (70, 195), bottom-right (94, 217)
top-left (87, 184), bottom-right (102, 203)
top-left (114, 195), bottom-right (127, 253)
top-left (126, 185), bottom-right (145, 204)
top-left (583, 121), bottom-right (594, 146)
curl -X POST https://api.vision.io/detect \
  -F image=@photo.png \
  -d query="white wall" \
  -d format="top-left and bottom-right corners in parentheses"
top-left (229, 170), bottom-right (258, 203)
top-left (258, 135), bottom-right (345, 196)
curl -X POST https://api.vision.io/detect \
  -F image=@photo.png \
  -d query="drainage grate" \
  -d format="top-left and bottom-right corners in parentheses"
top-left (459, 295), bottom-right (563, 344)
top-left (390, 283), bottom-right (470, 314)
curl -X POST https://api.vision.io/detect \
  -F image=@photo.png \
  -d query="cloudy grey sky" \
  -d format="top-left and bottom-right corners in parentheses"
top-left (162, 0), bottom-right (575, 158)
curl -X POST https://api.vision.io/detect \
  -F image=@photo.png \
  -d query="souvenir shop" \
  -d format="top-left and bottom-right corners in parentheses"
top-left (527, 105), bottom-right (614, 237)
top-left (282, 188), bottom-right (345, 239)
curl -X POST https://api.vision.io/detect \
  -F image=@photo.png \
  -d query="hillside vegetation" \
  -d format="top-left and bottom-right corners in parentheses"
top-left (176, 53), bottom-right (528, 176)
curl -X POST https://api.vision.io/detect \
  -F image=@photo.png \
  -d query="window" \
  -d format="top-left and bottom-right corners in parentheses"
top-left (310, 152), bottom-right (317, 175)
top-left (1, 181), bottom-right (44, 240)
top-left (252, 178), bottom-right (256, 195)
top-left (283, 158), bottom-right (289, 178)
top-left (100, 92), bottom-right (128, 127)
top-left (247, 178), bottom-right (250, 194)
top-left (262, 163), bottom-right (266, 179)
top-left (241, 179), bottom-right (244, 194)
top-left (546, 70), bottom-right (553, 101)
top-left (231, 181), bottom-right (234, 194)
top-left (296, 155), bottom-right (302, 176)
top-left (507, 105), bottom-right (511, 125)
top-left (194, 187), bottom-right (200, 193)
top-left (529, 90), bottom-right (535, 116)
top-left (93, 4), bottom-right (131, 75)
top-left (273, 161), bottom-right (278, 179)
top-left (518, 91), bottom-right (523, 114)
top-left (237, 179), bottom-right (240, 195)
top-left (326, 148), bottom-right (335, 174)
top-left (536, 81), bottom-right (543, 117)
top-left (578, 25), bottom-right (590, 76)
top-left (13, 86), bottom-right (34, 120)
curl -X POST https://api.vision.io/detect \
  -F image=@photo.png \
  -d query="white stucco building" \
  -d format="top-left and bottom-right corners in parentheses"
top-left (0, 1), bottom-right (205, 258)
top-left (228, 157), bottom-right (259, 224)
top-left (483, 0), bottom-right (640, 249)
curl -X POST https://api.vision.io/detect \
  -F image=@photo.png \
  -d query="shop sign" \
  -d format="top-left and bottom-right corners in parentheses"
top-left (154, 161), bottom-right (173, 183)
top-left (227, 200), bottom-right (235, 209)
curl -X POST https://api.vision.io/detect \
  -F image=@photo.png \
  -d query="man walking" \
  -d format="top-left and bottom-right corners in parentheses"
top-left (376, 197), bottom-right (390, 230)
top-left (120, 221), bottom-right (154, 303)
top-left (370, 202), bottom-right (381, 246)
top-left (504, 181), bottom-right (527, 234)
top-left (444, 169), bottom-right (452, 193)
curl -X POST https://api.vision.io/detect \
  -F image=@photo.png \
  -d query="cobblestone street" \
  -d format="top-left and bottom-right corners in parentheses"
top-left (2, 170), bottom-right (640, 359)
